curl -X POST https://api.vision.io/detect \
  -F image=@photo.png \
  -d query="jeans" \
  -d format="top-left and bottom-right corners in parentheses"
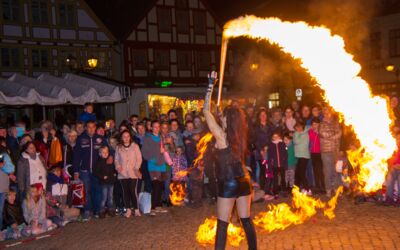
top-left (79, 170), bottom-right (102, 215)
top-left (295, 158), bottom-right (310, 190)
top-left (101, 184), bottom-right (114, 210)
top-left (386, 168), bottom-right (400, 200)
top-left (163, 170), bottom-right (172, 201)
top-left (306, 159), bottom-right (315, 187)
top-left (311, 153), bottom-right (325, 192)
top-left (0, 192), bottom-right (5, 230)
top-left (321, 152), bottom-right (339, 192)
top-left (141, 160), bottom-right (152, 193)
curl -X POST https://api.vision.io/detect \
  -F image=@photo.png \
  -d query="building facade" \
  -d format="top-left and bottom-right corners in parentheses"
top-left (364, 12), bottom-right (400, 96)
top-left (0, 0), bottom-right (119, 79)
top-left (122, 0), bottom-right (233, 87)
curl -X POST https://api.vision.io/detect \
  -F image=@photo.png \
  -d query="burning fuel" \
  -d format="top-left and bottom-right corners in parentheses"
top-left (196, 186), bottom-right (343, 246)
top-left (169, 182), bottom-right (186, 206)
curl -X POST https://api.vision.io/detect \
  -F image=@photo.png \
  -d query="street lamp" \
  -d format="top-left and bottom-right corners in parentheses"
top-left (386, 63), bottom-right (400, 81)
top-left (87, 56), bottom-right (98, 69)
top-left (250, 63), bottom-right (259, 71)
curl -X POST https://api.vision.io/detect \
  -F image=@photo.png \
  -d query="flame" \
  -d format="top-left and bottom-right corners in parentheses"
top-left (193, 132), bottom-right (213, 167)
top-left (196, 218), bottom-right (245, 247)
top-left (220, 15), bottom-right (396, 192)
top-left (196, 186), bottom-right (343, 246)
top-left (169, 182), bottom-right (186, 206)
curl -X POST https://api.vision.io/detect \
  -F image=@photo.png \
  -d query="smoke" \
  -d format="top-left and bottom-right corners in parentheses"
top-left (307, 0), bottom-right (381, 54)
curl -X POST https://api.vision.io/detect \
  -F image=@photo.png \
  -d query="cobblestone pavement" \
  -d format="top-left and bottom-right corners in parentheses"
top-left (8, 196), bottom-right (400, 250)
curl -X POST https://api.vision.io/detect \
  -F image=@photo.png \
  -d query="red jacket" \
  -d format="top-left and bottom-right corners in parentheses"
top-left (309, 128), bottom-right (321, 154)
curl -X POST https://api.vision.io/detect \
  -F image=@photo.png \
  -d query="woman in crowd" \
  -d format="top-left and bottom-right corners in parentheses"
top-left (204, 71), bottom-right (256, 250)
top-left (254, 109), bottom-right (271, 188)
top-left (283, 107), bottom-right (297, 133)
top-left (17, 142), bottom-right (47, 199)
top-left (115, 130), bottom-right (143, 217)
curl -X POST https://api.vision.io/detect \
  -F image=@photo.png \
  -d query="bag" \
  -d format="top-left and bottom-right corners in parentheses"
top-left (49, 138), bottom-right (62, 166)
top-left (51, 183), bottom-right (68, 196)
top-left (138, 192), bottom-right (151, 214)
top-left (70, 182), bottom-right (85, 208)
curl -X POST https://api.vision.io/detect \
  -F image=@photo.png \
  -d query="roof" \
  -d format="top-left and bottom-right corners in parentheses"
top-left (85, 0), bottom-right (400, 41)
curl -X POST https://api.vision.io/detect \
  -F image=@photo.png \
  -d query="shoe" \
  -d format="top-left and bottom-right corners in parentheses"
top-left (93, 214), bottom-right (100, 219)
top-left (134, 209), bottom-right (142, 217)
top-left (155, 207), bottom-right (168, 213)
top-left (108, 209), bottom-right (116, 217)
top-left (124, 209), bottom-right (132, 218)
top-left (61, 220), bottom-right (70, 227)
top-left (99, 210), bottom-right (107, 219)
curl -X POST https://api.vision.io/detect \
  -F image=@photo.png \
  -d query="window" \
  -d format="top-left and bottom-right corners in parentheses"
top-left (389, 29), bottom-right (400, 57)
top-left (157, 7), bottom-right (172, 33)
top-left (176, 10), bottom-right (189, 34)
top-left (59, 1), bottom-right (75, 26)
top-left (154, 50), bottom-right (170, 70)
top-left (268, 92), bottom-right (280, 109)
top-left (32, 49), bottom-right (48, 68)
top-left (2, 0), bottom-right (20, 22)
top-left (31, 0), bottom-right (48, 24)
top-left (1, 48), bottom-right (20, 68)
top-left (175, 0), bottom-right (188, 9)
top-left (177, 50), bottom-right (192, 70)
top-left (96, 51), bottom-right (106, 69)
top-left (370, 32), bottom-right (381, 60)
top-left (193, 11), bottom-right (206, 35)
top-left (196, 51), bottom-right (210, 70)
top-left (132, 49), bottom-right (148, 69)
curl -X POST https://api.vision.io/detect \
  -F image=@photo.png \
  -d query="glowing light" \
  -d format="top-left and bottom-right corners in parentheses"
top-left (169, 182), bottom-right (186, 206)
top-left (87, 57), bottom-right (98, 69)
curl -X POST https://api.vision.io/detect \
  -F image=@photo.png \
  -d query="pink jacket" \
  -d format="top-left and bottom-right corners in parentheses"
top-left (309, 128), bottom-right (321, 154)
top-left (115, 143), bottom-right (143, 179)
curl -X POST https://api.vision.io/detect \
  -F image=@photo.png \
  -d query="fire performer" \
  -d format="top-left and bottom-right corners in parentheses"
top-left (203, 71), bottom-right (257, 250)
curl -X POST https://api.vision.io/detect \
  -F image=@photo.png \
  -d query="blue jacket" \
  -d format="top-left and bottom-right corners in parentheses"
top-left (78, 112), bottom-right (97, 123)
top-left (73, 132), bottom-right (106, 173)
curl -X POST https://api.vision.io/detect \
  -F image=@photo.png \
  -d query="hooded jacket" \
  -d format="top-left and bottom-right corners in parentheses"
top-left (114, 142), bottom-right (142, 179)
top-left (94, 157), bottom-right (117, 184)
top-left (267, 140), bottom-right (288, 169)
top-left (72, 132), bottom-right (106, 173)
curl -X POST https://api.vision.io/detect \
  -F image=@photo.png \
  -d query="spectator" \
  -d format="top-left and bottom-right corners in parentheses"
top-left (319, 107), bottom-right (342, 198)
top-left (193, 116), bottom-right (205, 132)
top-left (284, 134), bottom-right (296, 192)
top-left (386, 133), bottom-right (400, 204)
top-left (293, 122), bottom-right (311, 195)
top-left (105, 119), bottom-right (117, 139)
top-left (78, 103), bottom-right (96, 123)
top-left (17, 142), bottom-right (47, 199)
top-left (300, 105), bottom-right (311, 126)
top-left (129, 115), bottom-right (139, 135)
top-left (72, 120), bottom-right (106, 219)
top-left (168, 109), bottom-right (178, 121)
top-left (22, 183), bottom-right (56, 235)
top-left (283, 107), bottom-right (296, 133)
top-left (2, 190), bottom-right (31, 240)
top-left (268, 132), bottom-right (288, 197)
top-left (141, 121), bottom-right (167, 214)
top-left (169, 119), bottom-right (184, 148)
top-left (6, 126), bottom-right (19, 163)
top-left (115, 131), bottom-right (143, 217)
top-left (94, 146), bottom-right (117, 218)
top-left (0, 148), bottom-right (15, 230)
top-left (270, 108), bottom-right (285, 136)
top-left (309, 118), bottom-right (325, 194)
top-left (255, 109), bottom-right (272, 188)
top-left (62, 130), bottom-right (78, 179)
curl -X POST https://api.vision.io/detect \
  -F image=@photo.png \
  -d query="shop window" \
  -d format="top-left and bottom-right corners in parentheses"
top-left (59, 1), bottom-right (75, 27)
top-left (196, 51), bottom-right (210, 70)
top-left (32, 0), bottom-right (48, 25)
top-left (177, 50), bottom-right (191, 70)
top-left (2, 0), bottom-right (20, 22)
top-left (193, 11), bottom-right (206, 35)
top-left (154, 50), bottom-right (170, 70)
top-left (176, 10), bottom-right (189, 34)
top-left (32, 49), bottom-right (48, 68)
top-left (157, 7), bottom-right (172, 33)
top-left (132, 49), bottom-right (148, 69)
top-left (1, 48), bottom-right (20, 68)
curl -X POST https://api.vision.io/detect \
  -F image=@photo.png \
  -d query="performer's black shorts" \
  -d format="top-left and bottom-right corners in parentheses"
top-left (217, 175), bottom-right (252, 198)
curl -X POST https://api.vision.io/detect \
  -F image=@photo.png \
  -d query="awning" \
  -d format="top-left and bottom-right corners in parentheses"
top-left (0, 73), bottom-right (123, 105)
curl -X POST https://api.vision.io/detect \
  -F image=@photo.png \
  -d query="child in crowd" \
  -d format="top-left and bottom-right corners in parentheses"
top-left (284, 134), bottom-right (297, 193)
top-left (309, 118), bottom-right (324, 194)
top-left (293, 123), bottom-right (312, 195)
top-left (22, 183), bottom-right (56, 235)
top-left (171, 146), bottom-right (188, 185)
top-left (268, 132), bottom-right (288, 198)
top-left (94, 146), bottom-right (116, 218)
top-left (182, 121), bottom-right (195, 140)
top-left (1, 190), bottom-right (31, 240)
top-left (336, 151), bottom-right (349, 189)
top-left (261, 145), bottom-right (274, 201)
top-left (185, 129), bottom-right (202, 166)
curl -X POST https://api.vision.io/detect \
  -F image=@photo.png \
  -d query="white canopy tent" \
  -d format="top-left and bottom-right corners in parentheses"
top-left (0, 73), bottom-right (124, 106)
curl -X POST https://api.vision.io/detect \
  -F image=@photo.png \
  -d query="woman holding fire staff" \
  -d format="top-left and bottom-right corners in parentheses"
top-left (203, 71), bottom-right (257, 250)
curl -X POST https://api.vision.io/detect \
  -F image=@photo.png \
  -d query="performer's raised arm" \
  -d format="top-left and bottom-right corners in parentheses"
top-left (203, 71), bottom-right (227, 149)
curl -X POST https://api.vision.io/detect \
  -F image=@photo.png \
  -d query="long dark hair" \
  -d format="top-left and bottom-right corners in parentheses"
top-left (224, 106), bottom-right (248, 161)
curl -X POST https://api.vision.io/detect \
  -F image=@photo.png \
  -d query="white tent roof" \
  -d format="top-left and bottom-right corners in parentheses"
top-left (0, 73), bottom-right (123, 105)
